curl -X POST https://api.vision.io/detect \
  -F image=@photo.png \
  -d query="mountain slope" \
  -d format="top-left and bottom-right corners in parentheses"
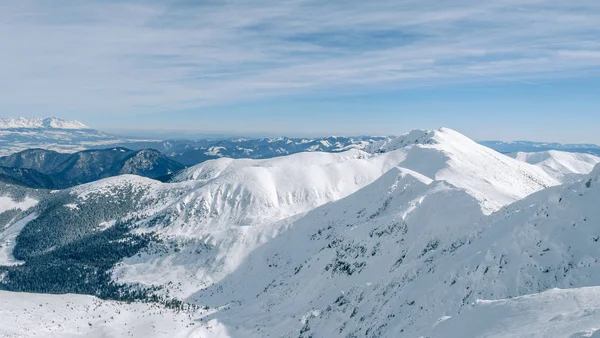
top-left (0, 183), bottom-right (44, 267)
top-left (510, 150), bottom-right (600, 182)
top-left (184, 163), bottom-right (600, 337)
top-left (0, 290), bottom-right (204, 338)
top-left (0, 149), bottom-right (407, 299)
top-left (0, 166), bottom-right (57, 189)
top-left (0, 148), bottom-right (185, 188)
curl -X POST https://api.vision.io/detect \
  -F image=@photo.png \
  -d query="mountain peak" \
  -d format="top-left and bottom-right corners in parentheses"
top-left (0, 117), bottom-right (89, 130)
top-left (368, 127), bottom-right (473, 153)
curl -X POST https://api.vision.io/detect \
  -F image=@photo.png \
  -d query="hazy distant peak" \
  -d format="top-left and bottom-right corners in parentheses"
top-left (0, 117), bottom-right (89, 129)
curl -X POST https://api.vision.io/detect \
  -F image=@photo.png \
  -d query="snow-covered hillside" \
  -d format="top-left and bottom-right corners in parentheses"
top-left (510, 150), bottom-right (600, 182)
top-left (112, 149), bottom-right (407, 296)
top-left (0, 186), bottom-right (42, 267)
top-left (0, 291), bottom-right (206, 338)
top-left (182, 163), bottom-right (600, 337)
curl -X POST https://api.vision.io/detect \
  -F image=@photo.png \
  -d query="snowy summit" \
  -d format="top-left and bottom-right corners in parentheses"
top-left (0, 117), bottom-right (89, 130)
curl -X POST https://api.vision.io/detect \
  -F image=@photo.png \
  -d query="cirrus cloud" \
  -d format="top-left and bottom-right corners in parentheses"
top-left (1, 0), bottom-right (599, 115)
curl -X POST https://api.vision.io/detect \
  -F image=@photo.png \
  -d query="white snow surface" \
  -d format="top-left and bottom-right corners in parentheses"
top-left (0, 117), bottom-right (89, 129)
top-left (0, 196), bottom-right (37, 214)
top-left (0, 213), bottom-right (37, 266)
top-left (432, 287), bottom-right (600, 338)
top-left (0, 291), bottom-right (209, 338)
top-left (510, 150), bottom-right (600, 182)
top-left (0, 196), bottom-right (38, 266)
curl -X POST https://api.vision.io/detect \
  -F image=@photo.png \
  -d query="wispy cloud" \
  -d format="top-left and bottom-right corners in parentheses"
top-left (1, 0), bottom-right (599, 115)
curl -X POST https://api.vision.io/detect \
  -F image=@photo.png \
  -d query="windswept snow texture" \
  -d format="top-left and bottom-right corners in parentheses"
top-left (510, 150), bottom-right (600, 182)
top-left (0, 291), bottom-right (206, 338)
top-left (432, 287), bottom-right (600, 338)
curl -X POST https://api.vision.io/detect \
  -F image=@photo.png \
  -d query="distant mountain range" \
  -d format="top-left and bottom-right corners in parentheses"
top-left (116, 136), bottom-right (390, 165)
top-left (0, 117), bottom-right (127, 156)
top-left (0, 117), bottom-right (90, 130)
top-left (0, 148), bottom-right (185, 189)
top-left (2, 117), bottom-right (600, 163)
top-left (481, 140), bottom-right (600, 155)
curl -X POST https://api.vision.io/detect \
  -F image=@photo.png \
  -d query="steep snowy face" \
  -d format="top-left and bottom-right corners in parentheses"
top-left (0, 117), bottom-right (89, 129)
top-left (371, 128), bottom-right (559, 213)
top-left (186, 164), bottom-right (600, 337)
top-left (510, 150), bottom-right (600, 182)
top-left (188, 166), bottom-right (487, 336)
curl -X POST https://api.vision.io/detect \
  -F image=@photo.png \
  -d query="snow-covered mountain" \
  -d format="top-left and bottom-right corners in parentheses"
top-left (0, 128), bottom-right (557, 296)
top-left (2, 127), bottom-right (599, 337)
top-left (366, 128), bottom-right (558, 212)
top-left (0, 117), bottom-right (89, 130)
top-left (184, 158), bottom-right (600, 337)
top-left (0, 117), bottom-right (126, 156)
top-left (510, 150), bottom-right (600, 182)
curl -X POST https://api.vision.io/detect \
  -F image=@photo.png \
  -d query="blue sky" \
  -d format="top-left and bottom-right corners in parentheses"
top-left (1, 0), bottom-right (599, 142)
